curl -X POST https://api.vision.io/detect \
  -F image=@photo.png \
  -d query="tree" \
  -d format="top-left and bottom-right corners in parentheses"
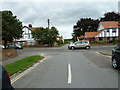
top-left (32, 26), bottom-right (59, 46)
top-left (100, 12), bottom-right (120, 21)
top-left (46, 26), bottom-right (59, 46)
top-left (32, 27), bottom-right (47, 44)
top-left (1, 10), bottom-right (23, 48)
top-left (72, 18), bottom-right (99, 41)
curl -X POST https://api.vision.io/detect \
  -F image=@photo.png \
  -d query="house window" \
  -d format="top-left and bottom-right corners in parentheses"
top-left (112, 28), bottom-right (116, 33)
top-left (107, 29), bottom-right (109, 32)
top-left (107, 37), bottom-right (110, 41)
top-left (112, 37), bottom-right (116, 41)
top-left (30, 42), bottom-right (35, 45)
top-left (101, 33), bottom-right (102, 37)
top-left (99, 38), bottom-right (102, 41)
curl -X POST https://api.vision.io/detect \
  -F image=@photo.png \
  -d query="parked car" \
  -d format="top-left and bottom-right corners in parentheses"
top-left (0, 45), bottom-right (5, 49)
top-left (0, 66), bottom-right (14, 89)
top-left (7, 43), bottom-right (23, 49)
top-left (68, 40), bottom-right (91, 50)
top-left (112, 44), bottom-right (120, 69)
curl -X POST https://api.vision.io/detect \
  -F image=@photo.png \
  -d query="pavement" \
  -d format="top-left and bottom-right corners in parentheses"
top-left (2, 50), bottom-right (43, 66)
top-left (98, 50), bottom-right (112, 56)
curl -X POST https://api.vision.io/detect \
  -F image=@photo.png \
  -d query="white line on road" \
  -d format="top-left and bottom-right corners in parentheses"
top-left (68, 64), bottom-right (72, 84)
top-left (96, 52), bottom-right (111, 59)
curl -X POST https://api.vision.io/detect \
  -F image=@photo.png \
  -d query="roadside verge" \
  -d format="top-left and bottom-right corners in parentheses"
top-left (4, 55), bottom-right (44, 76)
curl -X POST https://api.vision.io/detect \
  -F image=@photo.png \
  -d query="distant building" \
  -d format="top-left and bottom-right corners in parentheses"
top-left (57, 36), bottom-right (64, 43)
top-left (15, 24), bottom-right (41, 46)
top-left (85, 21), bottom-right (120, 42)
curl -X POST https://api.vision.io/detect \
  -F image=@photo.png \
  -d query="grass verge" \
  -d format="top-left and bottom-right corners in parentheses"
top-left (56, 44), bottom-right (66, 47)
top-left (4, 55), bottom-right (44, 76)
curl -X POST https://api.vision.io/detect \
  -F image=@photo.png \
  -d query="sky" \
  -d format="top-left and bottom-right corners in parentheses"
top-left (0, 0), bottom-right (120, 39)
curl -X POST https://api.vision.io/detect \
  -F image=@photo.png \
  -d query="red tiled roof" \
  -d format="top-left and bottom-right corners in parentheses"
top-left (78, 35), bottom-right (84, 38)
top-left (85, 30), bottom-right (103, 38)
top-left (58, 36), bottom-right (63, 39)
top-left (31, 27), bottom-right (43, 31)
top-left (100, 21), bottom-right (120, 29)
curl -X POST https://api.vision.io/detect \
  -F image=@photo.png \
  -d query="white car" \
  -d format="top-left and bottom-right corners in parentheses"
top-left (68, 40), bottom-right (91, 50)
top-left (0, 45), bottom-right (5, 49)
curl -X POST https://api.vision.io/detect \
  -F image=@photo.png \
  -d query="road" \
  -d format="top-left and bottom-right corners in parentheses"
top-left (12, 45), bottom-right (118, 88)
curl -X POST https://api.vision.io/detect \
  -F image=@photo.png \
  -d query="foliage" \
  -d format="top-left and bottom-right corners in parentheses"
top-left (32, 26), bottom-right (59, 46)
top-left (73, 18), bottom-right (99, 39)
top-left (1, 10), bottom-right (23, 47)
top-left (57, 40), bottom-right (63, 45)
top-left (4, 55), bottom-right (44, 76)
top-left (72, 11), bottom-right (120, 41)
top-left (100, 12), bottom-right (120, 21)
top-left (93, 41), bottom-right (108, 43)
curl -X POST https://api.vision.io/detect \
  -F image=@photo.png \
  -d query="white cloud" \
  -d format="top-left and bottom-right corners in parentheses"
top-left (0, 1), bottom-right (119, 39)
top-left (1, 0), bottom-right (120, 2)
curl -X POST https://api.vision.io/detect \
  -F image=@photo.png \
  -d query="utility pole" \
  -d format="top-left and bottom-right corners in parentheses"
top-left (118, 1), bottom-right (120, 41)
top-left (48, 19), bottom-right (50, 30)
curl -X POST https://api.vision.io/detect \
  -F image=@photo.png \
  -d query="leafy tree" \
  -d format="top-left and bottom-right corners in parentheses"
top-left (32, 26), bottom-right (59, 46)
top-left (32, 27), bottom-right (47, 44)
top-left (1, 10), bottom-right (23, 48)
top-left (72, 18), bottom-right (99, 41)
top-left (100, 12), bottom-right (120, 21)
top-left (46, 26), bottom-right (59, 46)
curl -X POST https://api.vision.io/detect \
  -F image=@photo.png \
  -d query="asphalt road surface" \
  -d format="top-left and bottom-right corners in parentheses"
top-left (12, 45), bottom-right (119, 88)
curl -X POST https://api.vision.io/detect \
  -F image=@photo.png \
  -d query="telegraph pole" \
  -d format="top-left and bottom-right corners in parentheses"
top-left (48, 19), bottom-right (50, 30)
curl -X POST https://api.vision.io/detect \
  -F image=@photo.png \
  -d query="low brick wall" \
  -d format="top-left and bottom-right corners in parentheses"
top-left (2, 48), bottom-right (17, 60)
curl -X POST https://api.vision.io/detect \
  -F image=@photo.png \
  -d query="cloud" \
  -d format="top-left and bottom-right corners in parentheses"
top-left (0, 1), bottom-right (119, 39)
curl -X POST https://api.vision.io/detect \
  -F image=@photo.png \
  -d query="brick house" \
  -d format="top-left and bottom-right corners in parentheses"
top-left (85, 21), bottom-right (120, 42)
top-left (85, 30), bottom-right (103, 42)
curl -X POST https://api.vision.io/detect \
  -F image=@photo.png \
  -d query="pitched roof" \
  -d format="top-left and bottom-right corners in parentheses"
top-left (78, 35), bottom-right (84, 38)
top-left (100, 21), bottom-right (120, 29)
top-left (57, 36), bottom-right (63, 39)
top-left (31, 27), bottom-right (43, 31)
top-left (85, 30), bottom-right (103, 38)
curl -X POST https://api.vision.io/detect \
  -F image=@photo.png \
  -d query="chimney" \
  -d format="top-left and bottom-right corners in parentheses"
top-left (28, 24), bottom-right (32, 28)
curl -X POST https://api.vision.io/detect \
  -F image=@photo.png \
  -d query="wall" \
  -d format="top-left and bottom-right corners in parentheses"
top-left (2, 48), bottom-right (17, 60)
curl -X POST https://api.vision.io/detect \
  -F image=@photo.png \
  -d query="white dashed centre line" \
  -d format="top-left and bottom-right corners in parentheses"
top-left (68, 64), bottom-right (72, 84)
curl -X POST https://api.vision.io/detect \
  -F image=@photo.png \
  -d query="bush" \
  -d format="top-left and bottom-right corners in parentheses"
top-left (93, 41), bottom-right (107, 43)
top-left (57, 40), bottom-right (63, 45)
top-left (112, 40), bottom-right (120, 44)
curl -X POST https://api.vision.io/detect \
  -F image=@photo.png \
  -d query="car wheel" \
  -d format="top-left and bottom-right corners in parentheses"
top-left (71, 47), bottom-right (75, 50)
top-left (86, 46), bottom-right (90, 49)
top-left (112, 57), bottom-right (119, 69)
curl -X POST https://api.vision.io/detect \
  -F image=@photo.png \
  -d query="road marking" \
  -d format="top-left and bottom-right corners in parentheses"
top-left (68, 64), bottom-right (72, 84)
top-left (96, 52), bottom-right (111, 58)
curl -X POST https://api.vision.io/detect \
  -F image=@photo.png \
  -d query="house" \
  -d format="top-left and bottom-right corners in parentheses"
top-left (15, 24), bottom-right (41, 46)
top-left (85, 31), bottom-right (103, 42)
top-left (57, 36), bottom-right (64, 43)
top-left (77, 35), bottom-right (84, 40)
top-left (15, 24), bottom-right (62, 46)
top-left (96, 21), bottom-right (120, 41)
top-left (85, 21), bottom-right (120, 42)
